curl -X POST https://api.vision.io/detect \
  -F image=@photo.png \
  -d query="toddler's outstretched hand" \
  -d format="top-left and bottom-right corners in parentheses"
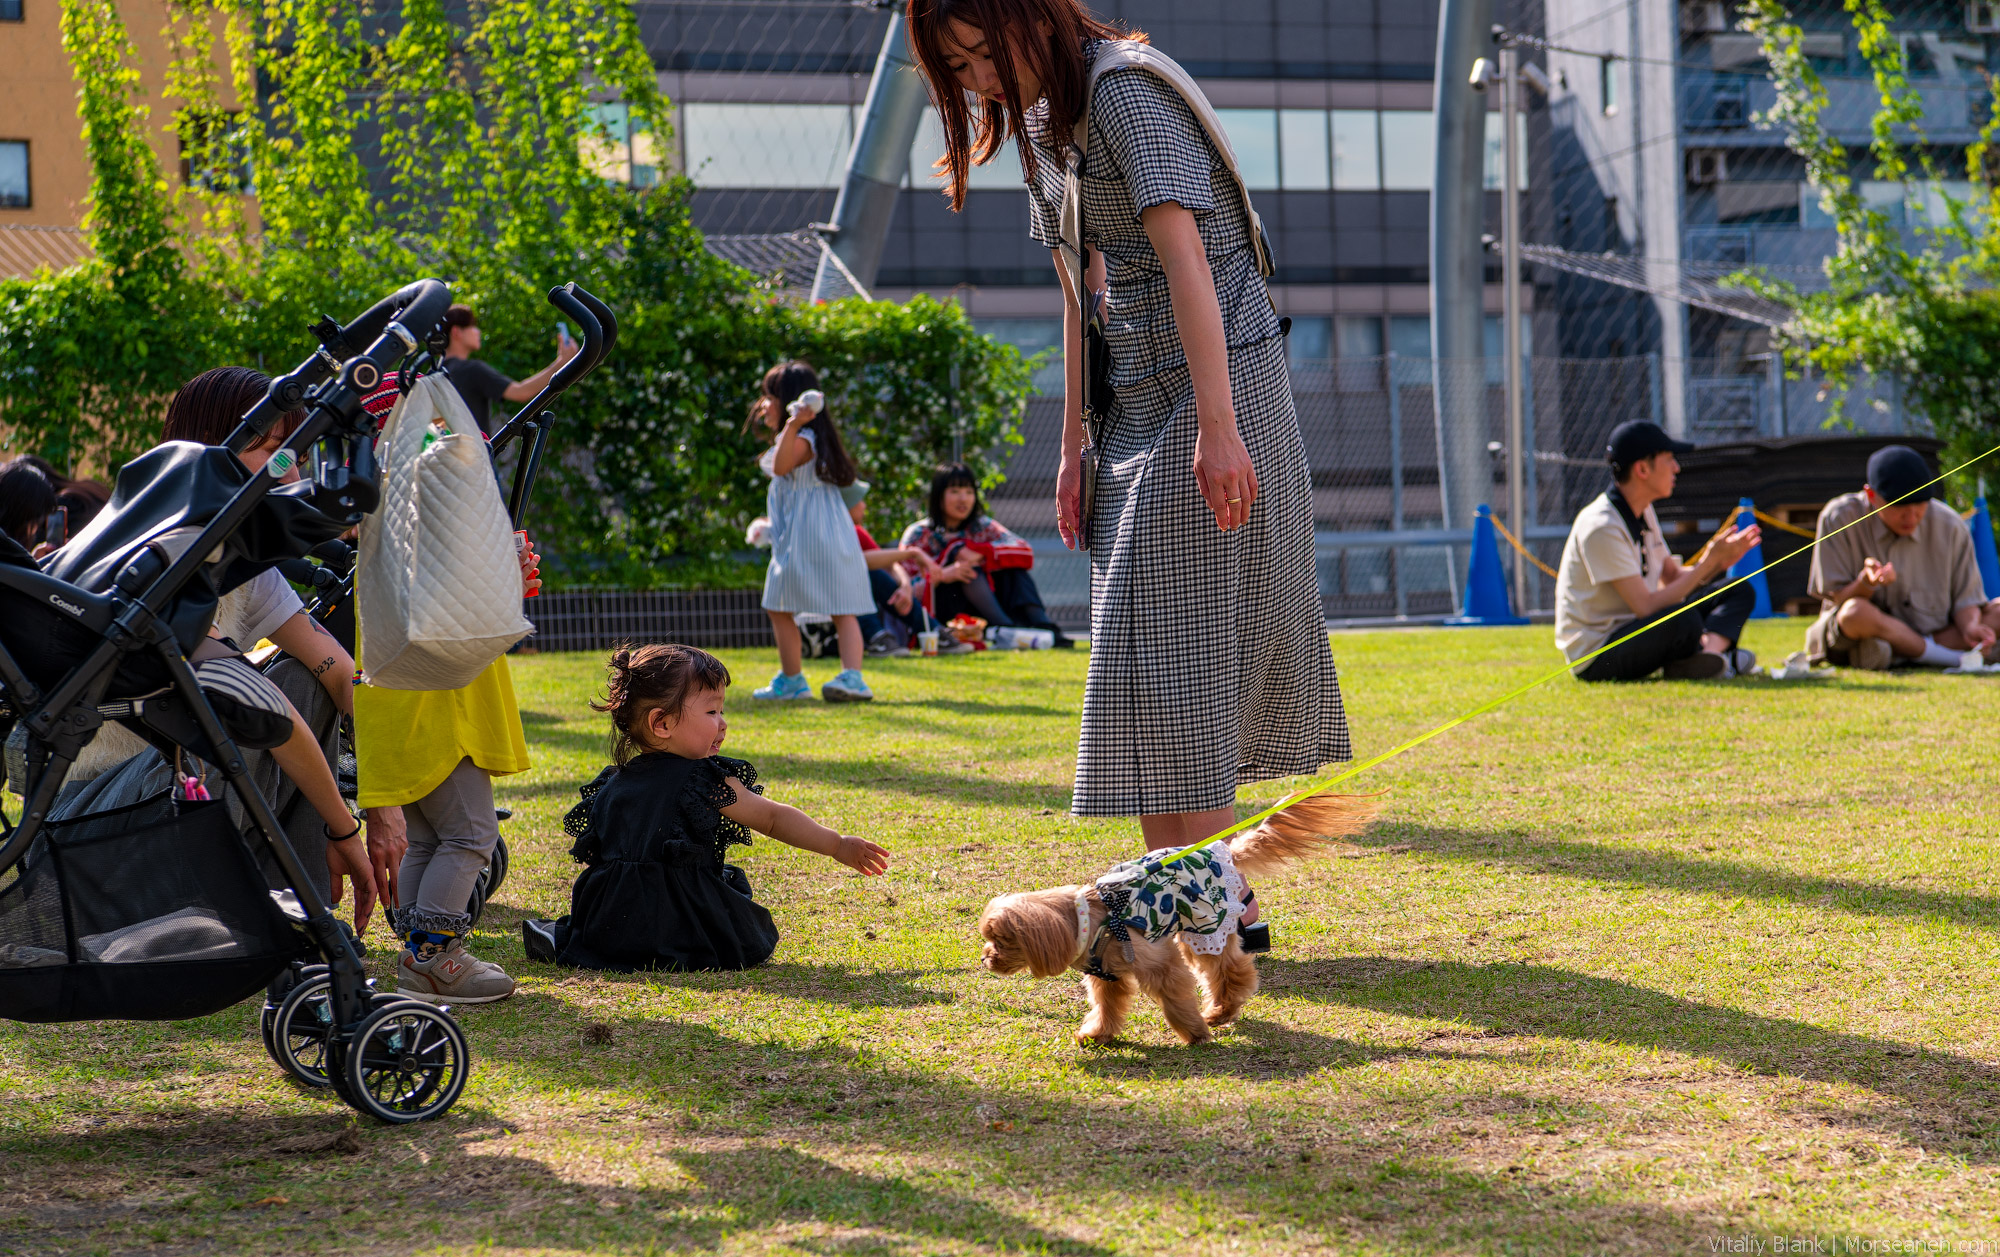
top-left (835, 836), bottom-right (890, 876)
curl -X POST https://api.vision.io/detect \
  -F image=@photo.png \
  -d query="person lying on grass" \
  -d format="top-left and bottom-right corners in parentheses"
top-left (524, 643), bottom-right (890, 972)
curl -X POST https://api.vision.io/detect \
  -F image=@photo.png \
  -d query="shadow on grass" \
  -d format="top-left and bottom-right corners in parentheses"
top-left (502, 964), bottom-right (954, 1009)
top-left (1375, 824), bottom-right (2000, 931)
top-left (1266, 955), bottom-right (2000, 1157)
top-left (2, 995), bottom-right (1822, 1254)
top-left (757, 754), bottom-right (1069, 810)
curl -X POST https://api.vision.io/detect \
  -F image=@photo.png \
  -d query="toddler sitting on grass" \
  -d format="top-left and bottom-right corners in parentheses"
top-left (524, 644), bottom-right (889, 971)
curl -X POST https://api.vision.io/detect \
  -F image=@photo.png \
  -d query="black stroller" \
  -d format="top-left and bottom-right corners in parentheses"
top-left (0, 279), bottom-right (613, 1124)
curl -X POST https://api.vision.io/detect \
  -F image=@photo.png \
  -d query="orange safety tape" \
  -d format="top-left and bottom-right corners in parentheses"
top-left (1157, 442), bottom-right (2000, 868)
top-left (1488, 513), bottom-right (1558, 579)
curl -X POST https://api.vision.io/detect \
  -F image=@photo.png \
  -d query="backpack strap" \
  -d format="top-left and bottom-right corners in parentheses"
top-left (1058, 39), bottom-right (1278, 292)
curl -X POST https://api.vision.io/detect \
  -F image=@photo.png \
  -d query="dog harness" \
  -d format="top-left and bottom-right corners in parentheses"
top-left (1073, 842), bottom-right (1248, 981)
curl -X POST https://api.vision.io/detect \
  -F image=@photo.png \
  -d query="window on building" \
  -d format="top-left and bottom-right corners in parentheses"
top-left (1215, 109), bottom-right (1279, 191)
top-left (1278, 109), bottom-right (1330, 191)
top-left (581, 102), bottom-right (663, 187)
top-left (0, 0), bottom-right (19, 21)
top-left (1336, 315), bottom-right (1385, 357)
top-left (1388, 315), bottom-right (1432, 359)
top-left (682, 103), bottom-right (851, 189)
top-left (1330, 110), bottom-right (1379, 191)
top-left (908, 107), bottom-right (1023, 192)
top-left (1378, 111), bottom-right (1434, 191)
top-left (0, 142), bottom-right (26, 208)
top-left (1600, 56), bottom-right (1621, 117)
top-left (1285, 315), bottom-right (1332, 371)
top-left (974, 318), bottom-right (1063, 394)
top-left (177, 112), bottom-right (251, 193)
top-left (1482, 111), bottom-right (1528, 190)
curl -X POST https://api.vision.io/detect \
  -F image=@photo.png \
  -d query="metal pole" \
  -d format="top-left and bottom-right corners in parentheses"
top-left (1501, 42), bottom-right (1527, 618)
top-left (1430, 0), bottom-right (1494, 537)
top-left (1387, 350), bottom-right (1406, 617)
top-left (811, 11), bottom-right (929, 300)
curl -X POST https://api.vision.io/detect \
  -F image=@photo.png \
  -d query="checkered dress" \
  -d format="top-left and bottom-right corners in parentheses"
top-left (1022, 44), bottom-right (1351, 816)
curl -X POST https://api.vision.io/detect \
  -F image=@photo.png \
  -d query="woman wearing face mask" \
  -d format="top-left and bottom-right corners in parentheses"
top-left (905, 0), bottom-right (1350, 859)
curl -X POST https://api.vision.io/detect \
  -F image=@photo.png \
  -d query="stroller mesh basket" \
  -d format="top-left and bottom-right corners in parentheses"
top-left (0, 791), bottom-right (306, 1023)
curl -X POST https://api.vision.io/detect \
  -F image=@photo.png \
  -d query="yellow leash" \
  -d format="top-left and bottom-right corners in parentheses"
top-left (1158, 444), bottom-right (2000, 866)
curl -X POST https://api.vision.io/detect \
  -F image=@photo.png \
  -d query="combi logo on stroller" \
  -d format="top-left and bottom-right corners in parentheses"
top-left (0, 279), bottom-right (615, 1125)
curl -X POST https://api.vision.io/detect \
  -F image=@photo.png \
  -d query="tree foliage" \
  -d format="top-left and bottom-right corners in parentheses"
top-left (1743, 0), bottom-right (2000, 479)
top-left (0, 0), bottom-right (1034, 586)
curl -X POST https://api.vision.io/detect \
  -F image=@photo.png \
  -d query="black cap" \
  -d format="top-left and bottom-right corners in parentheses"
top-left (1866, 444), bottom-right (1934, 504)
top-left (1606, 421), bottom-right (1696, 467)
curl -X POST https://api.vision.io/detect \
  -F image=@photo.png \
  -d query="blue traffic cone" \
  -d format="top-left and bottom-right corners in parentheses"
top-left (1726, 496), bottom-right (1778, 619)
top-left (1446, 504), bottom-right (1528, 626)
top-left (1972, 497), bottom-right (2000, 600)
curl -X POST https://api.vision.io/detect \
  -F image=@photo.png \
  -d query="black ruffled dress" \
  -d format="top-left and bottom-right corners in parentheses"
top-left (548, 753), bottom-right (781, 972)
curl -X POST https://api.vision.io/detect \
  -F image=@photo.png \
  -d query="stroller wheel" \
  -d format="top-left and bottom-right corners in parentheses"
top-left (271, 970), bottom-right (338, 1089)
top-left (339, 1002), bottom-right (471, 1124)
top-left (262, 962), bottom-right (329, 1065)
top-left (486, 835), bottom-right (510, 897)
top-left (463, 865), bottom-right (491, 930)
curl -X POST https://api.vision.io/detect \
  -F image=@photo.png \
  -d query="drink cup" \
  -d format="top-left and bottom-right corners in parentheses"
top-left (918, 630), bottom-right (939, 656)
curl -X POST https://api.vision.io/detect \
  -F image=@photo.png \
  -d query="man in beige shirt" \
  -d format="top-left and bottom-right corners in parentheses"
top-left (1555, 422), bottom-right (1762, 680)
top-left (1805, 445), bottom-right (1996, 670)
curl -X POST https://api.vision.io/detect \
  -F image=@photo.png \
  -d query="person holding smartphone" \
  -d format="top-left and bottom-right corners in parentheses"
top-left (438, 305), bottom-right (580, 437)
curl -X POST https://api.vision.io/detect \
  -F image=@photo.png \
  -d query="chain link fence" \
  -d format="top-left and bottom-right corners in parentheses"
top-left (981, 352), bottom-right (1927, 628)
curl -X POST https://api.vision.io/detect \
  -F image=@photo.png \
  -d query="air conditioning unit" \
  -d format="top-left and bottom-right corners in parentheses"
top-left (1681, 1), bottom-right (1730, 33)
top-left (1687, 150), bottom-right (1728, 185)
top-left (1969, 1), bottom-right (2000, 34)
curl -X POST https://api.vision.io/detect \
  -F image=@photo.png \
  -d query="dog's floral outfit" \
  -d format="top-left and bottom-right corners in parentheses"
top-left (1075, 842), bottom-right (1248, 977)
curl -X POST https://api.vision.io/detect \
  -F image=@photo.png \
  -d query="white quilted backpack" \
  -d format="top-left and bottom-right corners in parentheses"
top-left (356, 373), bottom-right (532, 689)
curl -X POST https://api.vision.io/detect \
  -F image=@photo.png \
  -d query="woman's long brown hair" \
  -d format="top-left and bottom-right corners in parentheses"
top-left (905, 0), bottom-right (1139, 210)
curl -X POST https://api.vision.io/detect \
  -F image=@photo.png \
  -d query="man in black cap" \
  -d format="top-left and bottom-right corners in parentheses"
top-left (1553, 421), bottom-right (1763, 680)
top-left (439, 305), bottom-right (578, 437)
top-left (1804, 443), bottom-right (1996, 670)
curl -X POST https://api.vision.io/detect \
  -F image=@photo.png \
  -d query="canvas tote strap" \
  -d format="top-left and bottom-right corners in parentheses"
top-left (1058, 40), bottom-right (1278, 288)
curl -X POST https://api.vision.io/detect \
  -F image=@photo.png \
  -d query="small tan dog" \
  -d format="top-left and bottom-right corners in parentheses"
top-left (977, 795), bottom-right (1375, 1045)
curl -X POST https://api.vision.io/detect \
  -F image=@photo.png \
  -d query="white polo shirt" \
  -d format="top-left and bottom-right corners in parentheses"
top-left (1554, 490), bottom-right (1672, 663)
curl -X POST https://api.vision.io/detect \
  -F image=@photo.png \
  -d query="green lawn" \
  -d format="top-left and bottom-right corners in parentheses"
top-left (4, 621), bottom-right (1999, 1255)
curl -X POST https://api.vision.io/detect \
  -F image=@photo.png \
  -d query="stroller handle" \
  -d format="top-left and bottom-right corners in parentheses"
top-left (489, 283), bottom-right (617, 455)
top-left (226, 278), bottom-right (455, 455)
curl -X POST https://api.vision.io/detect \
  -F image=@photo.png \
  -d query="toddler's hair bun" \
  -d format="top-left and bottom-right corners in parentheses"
top-left (611, 648), bottom-right (633, 670)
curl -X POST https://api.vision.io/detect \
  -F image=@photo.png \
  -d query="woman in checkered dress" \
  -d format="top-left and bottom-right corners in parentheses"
top-left (908, 1), bottom-right (1351, 845)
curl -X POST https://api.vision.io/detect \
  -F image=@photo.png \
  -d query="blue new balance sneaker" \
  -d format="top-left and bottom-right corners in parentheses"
top-left (819, 669), bottom-right (874, 703)
top-left (753, 671), bottom-right (813, 700)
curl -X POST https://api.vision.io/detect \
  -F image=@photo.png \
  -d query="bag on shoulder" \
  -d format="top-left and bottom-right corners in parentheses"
top-left (1058, 41), bottom-right (1278, 551)
top-left (357, 373), bottom-right (531, 690)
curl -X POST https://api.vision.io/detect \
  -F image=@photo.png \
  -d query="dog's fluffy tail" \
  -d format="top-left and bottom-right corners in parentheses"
top-left (1224, 792), bottom-right (1379, 877)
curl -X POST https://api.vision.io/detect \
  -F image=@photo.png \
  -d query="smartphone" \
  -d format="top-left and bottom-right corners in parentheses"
top-left (42, 507), bottom-right (66, 549)
top-left (556, 320), bottom-right (573, 347)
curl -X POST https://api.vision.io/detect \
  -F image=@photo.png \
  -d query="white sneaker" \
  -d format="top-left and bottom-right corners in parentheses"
top-left (396, 938), bottom-right (515, 1005)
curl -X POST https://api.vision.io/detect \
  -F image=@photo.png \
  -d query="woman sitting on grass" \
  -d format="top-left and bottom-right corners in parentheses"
top-left (525, 644), bottom-right (890, 972)
top-left (900, 463), bottom-right (1071, 646)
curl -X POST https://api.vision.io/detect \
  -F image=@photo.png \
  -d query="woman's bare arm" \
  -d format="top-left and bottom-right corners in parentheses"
top-left (268, 612), bottom-right (355, 716)
top-left (1140, 202), bottom-right (1258, 531)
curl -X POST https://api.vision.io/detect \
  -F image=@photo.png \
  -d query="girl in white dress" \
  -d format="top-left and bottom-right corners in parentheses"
top-left (751, 361), bottom-right (876, 703)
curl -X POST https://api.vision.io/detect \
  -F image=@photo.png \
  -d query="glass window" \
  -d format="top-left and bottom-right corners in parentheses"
top-left (975, 318), bottom-right (1063, 395)
top-left (1336, 315), bottom-right (1384, 357)
top-left (1331, 110), bottom-right (1379, 191)
top-left (0, 0), bottom-right (20, 20)
top-left (682, 103), bottom-right (851, 189)
top-left (1482, 111), bottom-right (1528, 190)
top-left (1278, 109), bottom-right (1329, 191)
top-left (1388, 315), bottom-right (1432, 359)
top-left (1601, 57), bottom-right (1621, 116)
top-left (1285, 316), bottom-right (1332, 371)
top-left (0, 141), bottom-right (24, 207)
top-left (1378, 111), bottom-right (1434, 191)
top-left (581, 103), bottom-right (663, 187)
top-left (909, 107), bottom-right (1023, 192)
top-left (1215, 109), bottom-right (1279, 191)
